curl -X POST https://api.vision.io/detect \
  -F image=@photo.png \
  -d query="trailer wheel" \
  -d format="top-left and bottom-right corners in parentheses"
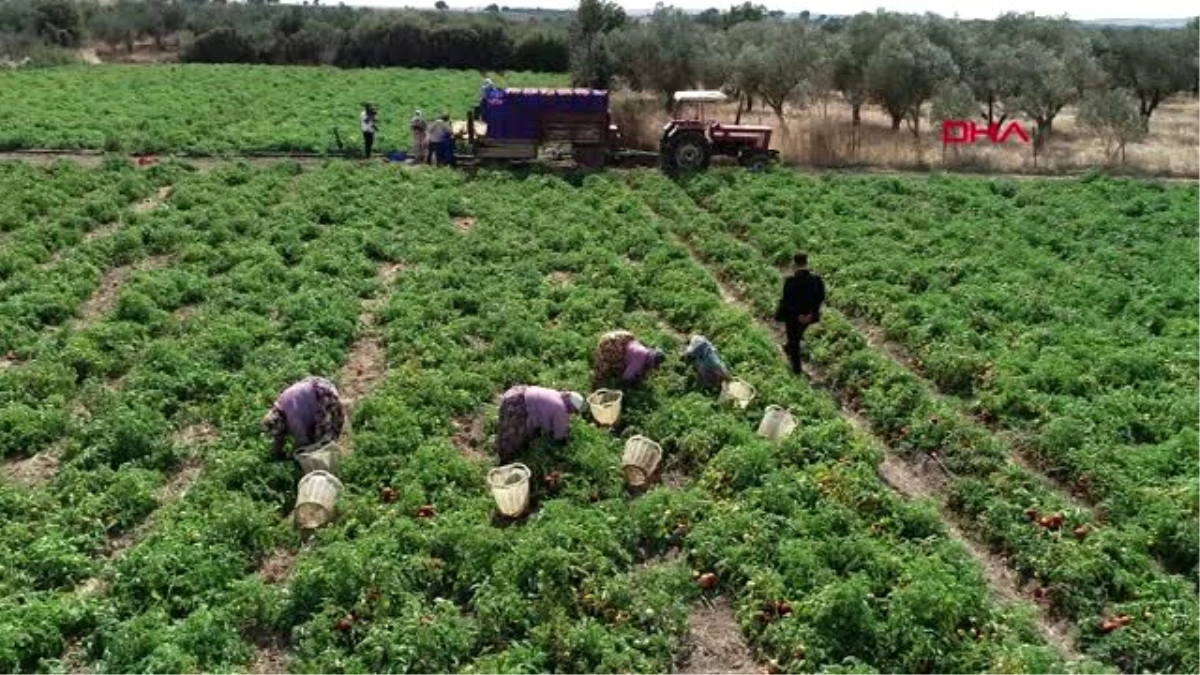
top-left (663, 133), bottom-right (711, 171)
top-left (573, 145), bottom-right (606, 169)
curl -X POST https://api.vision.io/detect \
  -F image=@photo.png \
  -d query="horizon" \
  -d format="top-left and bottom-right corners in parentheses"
top-left (278, 0), bottom-right (1196, 22)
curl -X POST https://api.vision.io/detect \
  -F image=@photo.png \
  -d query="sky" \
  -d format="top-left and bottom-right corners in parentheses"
top-left (318, 0), bottom-right (1196, 21)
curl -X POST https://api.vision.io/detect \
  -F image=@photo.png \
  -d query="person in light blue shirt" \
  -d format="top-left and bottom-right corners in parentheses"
top-left (682, 335), bottom-right (732, 389)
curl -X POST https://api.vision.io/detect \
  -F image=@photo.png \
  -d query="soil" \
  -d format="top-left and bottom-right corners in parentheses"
top-left (72, 254), bottom-right (171, 327)
top-left (171, 422), bottom-right (218, 447)
top-left (154, 455), bottom-right (203, 504)
top-left (257, 548), bottom-right (299, 585)
top-left (59, 638), bottom-right (91, 675)
top-left (657, 319), bottom-right (687, 342)
top-left (450, 410), bottom-right (490, 462)
top-left (546, 270), bottom-right (573, 286)
top-left (248, 646), bottom-right (289, 675)
top-left (338, 333), bottom-right (385, 406)
top-left (677, 596), bottom-right (759, 674)
top-left (172, 304), bottom-right (199, 323)
top-left (2, 446), bottom-right (62, 487)
top-left (660, 468), bottom-right (692, 489)
top-left (452, 216), bottom-right (476, 232)
top-left (75, 576), bottom-right (108, 599)
top-left (133, 186), bottom-right (173, 214)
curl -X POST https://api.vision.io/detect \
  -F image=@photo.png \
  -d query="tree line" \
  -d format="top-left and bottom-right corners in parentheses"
top-left (0, 0), bottom-right (571, 72)
top-left (2, 0), bottom-right (1196, 159)
top-left (571, 2), bottom-right (1199, 156)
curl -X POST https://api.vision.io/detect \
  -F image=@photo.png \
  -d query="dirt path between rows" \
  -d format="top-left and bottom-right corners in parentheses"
top-left (70, 254), bottom-right (172, 329)
top-left (653, 214), bottom-right (1083, 663)
top-left (678, 596), bottom-right (759, 674)
top-left (338, 262), bottom-right (403, 409)
top-left (0, 149), bottom-right (1195, 183)
top-left (844, 316), bottom-right (1100, 515)
top-left (243, 261), bottom-right (405, 672)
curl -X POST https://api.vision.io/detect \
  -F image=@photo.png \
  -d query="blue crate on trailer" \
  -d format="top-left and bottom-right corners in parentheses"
top-left (483, 89), bottom-right (609, 141)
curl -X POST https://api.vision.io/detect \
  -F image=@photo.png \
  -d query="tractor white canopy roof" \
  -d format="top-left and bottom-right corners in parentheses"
top-left (673, 90), bottom-right (728, 103)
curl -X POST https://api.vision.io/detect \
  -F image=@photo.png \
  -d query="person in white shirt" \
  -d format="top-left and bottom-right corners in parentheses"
top-left (410, 109), bottom-right (427, 164)
top-left (426, 112), bottom-right (454, 166)
top-left (360, 104), bottom-right (378, 158)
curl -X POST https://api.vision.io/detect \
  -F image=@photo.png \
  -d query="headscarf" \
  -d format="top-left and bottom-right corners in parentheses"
top-left (650, 348), bottom-right (666, 368)
top-left (261, 407), bottom-right (285, 437)
top-left (484, 78), bottom-right (494, 87)
top-left (413, 109), bottom-right (424, 121)
top-left (566, 391), bottom-right (586, 413)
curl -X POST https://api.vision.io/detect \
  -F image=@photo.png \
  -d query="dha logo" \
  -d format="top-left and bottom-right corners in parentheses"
top-left (942, 120), bottom-right (1032, 145)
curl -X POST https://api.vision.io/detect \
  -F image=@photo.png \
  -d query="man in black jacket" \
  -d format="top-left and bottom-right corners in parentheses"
top-left (775, 252), bottom-right (826, 375)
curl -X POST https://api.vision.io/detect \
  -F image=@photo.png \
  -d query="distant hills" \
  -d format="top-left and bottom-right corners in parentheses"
top-left (1079, 18), bottom-right (1194, 28)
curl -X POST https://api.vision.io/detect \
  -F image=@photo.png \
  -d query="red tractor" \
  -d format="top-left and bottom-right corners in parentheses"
top-left (660, 90), bottom-right (778, 172)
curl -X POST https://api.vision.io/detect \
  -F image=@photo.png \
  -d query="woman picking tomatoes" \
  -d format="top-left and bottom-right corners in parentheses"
top-left (590, 330), bottom-right (666, 388)
top-left (261, 376), bottom-right (346, 457)
top-left (495, 386), bottom-right (587, 464)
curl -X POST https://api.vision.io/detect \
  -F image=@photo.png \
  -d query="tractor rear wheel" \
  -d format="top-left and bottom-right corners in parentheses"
top-left (663, 133), bottom-right (711, 172)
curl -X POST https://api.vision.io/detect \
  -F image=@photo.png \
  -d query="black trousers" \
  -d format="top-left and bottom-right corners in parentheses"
top-left (784, 320), bottom-right (808, 374)
top-left (362, 132), bottom-right (374, 158)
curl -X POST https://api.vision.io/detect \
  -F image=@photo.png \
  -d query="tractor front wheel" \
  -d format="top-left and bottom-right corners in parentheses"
top-left (740, 151), bottom-right (770, 173)
top-left (663, 133), bottom-right (711, 172)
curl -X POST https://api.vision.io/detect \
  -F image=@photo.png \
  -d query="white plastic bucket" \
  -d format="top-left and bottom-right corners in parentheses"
top-left (295, 470), bottom-right (343, 530)
top-left (295, 442), bottom-right (340, 476)
top-left (622, 435), bottom-right (662, 487)
top-left (757, 406), bottom-right (797, 441)
top-left (720, 378), bottom-right (756, 409)
top-left (588, 389), bottom-right (623, 426)
top-left (488, 463), bottom-right (531, 517)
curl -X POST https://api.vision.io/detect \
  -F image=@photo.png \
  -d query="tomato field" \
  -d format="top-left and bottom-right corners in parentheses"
top-left (0, 157), bottom-right (1195, 674)
top-left (0, 66), bottom-right (565, 156)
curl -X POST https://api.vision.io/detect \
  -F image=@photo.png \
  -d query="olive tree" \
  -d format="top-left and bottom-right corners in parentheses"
top-left (866, 27), bottom-right (958, 136)
top-left (829, 12), bottom-right (905, 126)
top-left (605, 6), bottom-right (709, 108)
top-left (1096, 27), bottom-right (1199, 128)
top-left (569, 0), bottom-right (625, 88)
top-left (1010, 38), bottom-right (1103, 147)
top-left (1077, 88), bottom-right (1147, 164)
top-left (731, 20), bottom-right (821, 128)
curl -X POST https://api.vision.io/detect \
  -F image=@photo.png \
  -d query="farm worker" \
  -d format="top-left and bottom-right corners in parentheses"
top-left (261, 376), bottom-right (346, 458)
top-left (361, 103), bottom-right (378, 158)
top-left (496, 386), bottom-right (587, 463)
top-left (480, 77), bottom-right (497, 100)
top-left (410, 109), bottom-right (428, 164)
top-left (774, 251), bottom-right (826, 375)
top-left (591, 330), bottom-right (666, 387)
top-left (428, 112), bottom-right (456, 166)
top-left (682, 335), bottom-right (732, 389)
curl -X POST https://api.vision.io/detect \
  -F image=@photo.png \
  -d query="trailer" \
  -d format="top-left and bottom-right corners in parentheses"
top-left (459, 87), bottom-right (777, 172)
top-left (464, 88), bottom-right (619, 168)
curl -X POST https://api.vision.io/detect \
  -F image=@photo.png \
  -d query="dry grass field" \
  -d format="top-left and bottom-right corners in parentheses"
top-left (613, 92), bottom-right (1199, 177)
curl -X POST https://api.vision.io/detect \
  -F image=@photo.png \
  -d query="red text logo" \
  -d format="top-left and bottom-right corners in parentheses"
top-left (942, 120), bottom-right (1031, 145)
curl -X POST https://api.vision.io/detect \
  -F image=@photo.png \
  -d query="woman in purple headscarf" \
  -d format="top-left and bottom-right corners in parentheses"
top-left (262, 376), bottom-right (346, 457)
top-left (495, 386), bottom-right (586, 464)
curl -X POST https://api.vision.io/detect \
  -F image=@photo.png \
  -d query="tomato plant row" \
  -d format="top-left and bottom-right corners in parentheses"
top-left (0, 162), bottom-right (1091, 673)
top-left (623, 169), bottom-right (1198, 673)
